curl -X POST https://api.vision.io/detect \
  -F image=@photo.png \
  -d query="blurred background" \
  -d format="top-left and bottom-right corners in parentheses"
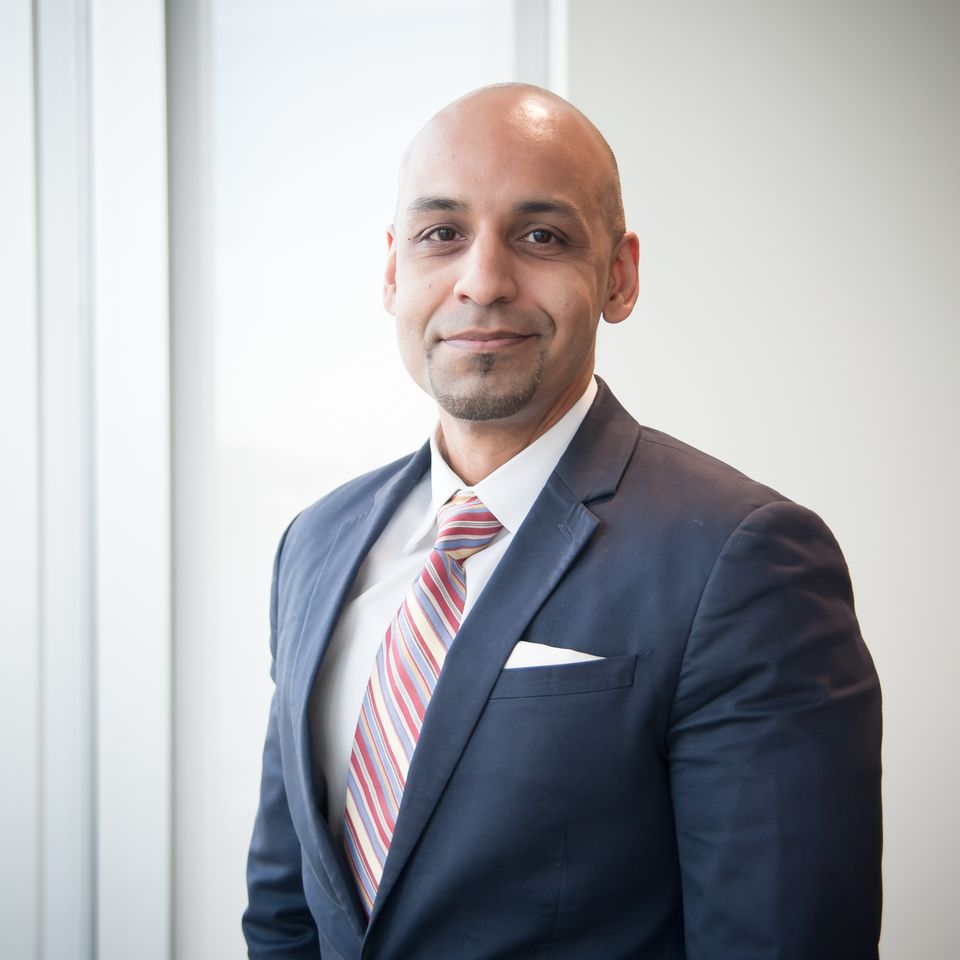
top-left (2, 0), bottom-right (957, 957)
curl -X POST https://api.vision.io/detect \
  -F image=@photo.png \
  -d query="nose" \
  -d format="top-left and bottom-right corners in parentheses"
top-left (453, 234), bottom-right (518, 307)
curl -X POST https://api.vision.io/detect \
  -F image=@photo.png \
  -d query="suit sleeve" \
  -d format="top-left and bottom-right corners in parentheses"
top-left (667, 500), bottom-right (882, 960)
top-left (243, 524), bottom-right (323, 959)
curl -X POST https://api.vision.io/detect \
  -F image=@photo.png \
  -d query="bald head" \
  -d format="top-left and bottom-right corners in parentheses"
top-left (396, 84), bottom-right (626, 242)
top-left (383, 82), bottom-right (641, 446)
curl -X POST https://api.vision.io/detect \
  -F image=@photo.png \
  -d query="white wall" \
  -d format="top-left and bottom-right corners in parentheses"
top-left (5, 1), bottom-right (955, 956)
top-left (569, 2), bottom-right (959, 957)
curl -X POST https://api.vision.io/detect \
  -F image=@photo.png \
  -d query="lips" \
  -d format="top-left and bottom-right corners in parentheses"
top-left (440, 330), bottom-right (533, 352)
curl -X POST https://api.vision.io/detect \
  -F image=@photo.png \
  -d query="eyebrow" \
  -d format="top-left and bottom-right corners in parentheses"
top-left (511, 199), bottom-right (585, 230)
top-left (403, 195), bottom-right (589, 232)
top-left (405, 196), bottom-right (468, 218)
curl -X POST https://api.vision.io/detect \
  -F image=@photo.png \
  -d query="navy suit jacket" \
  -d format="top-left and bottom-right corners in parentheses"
top-left (244, 380), bottom-right (882, 959)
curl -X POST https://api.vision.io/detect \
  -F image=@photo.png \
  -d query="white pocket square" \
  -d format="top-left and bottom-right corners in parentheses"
top-left (504, 641), bottom-right (604, 669)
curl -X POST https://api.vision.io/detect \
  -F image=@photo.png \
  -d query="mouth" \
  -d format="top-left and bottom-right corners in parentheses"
top-left (439, 330), bottom-right (534, 352)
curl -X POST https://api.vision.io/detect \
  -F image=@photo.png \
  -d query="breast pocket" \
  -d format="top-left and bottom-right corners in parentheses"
top-left (488, 652), bottom-right (638, 699)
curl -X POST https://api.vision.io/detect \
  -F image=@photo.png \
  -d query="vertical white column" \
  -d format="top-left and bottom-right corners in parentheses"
top-left (546, 0), bottom-right (568, 96)
top-left (34, 0), bottom-right (96, 957)
top-left (166, 1), bottom-right (215, 956)
top-left (89, 1), bottom-right (172, 957)
top-left (0, 1), bottom-right (41, 957)
top-left (513, 0), bottom-right (568, 94)
top-left (513, 0), bottom-right (549, 85)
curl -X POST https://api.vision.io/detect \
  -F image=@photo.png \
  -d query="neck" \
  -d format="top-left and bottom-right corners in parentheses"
top-left (435, 380), bottom-right (589, 485)
top-left (435, 421), bottom-right (532, 487)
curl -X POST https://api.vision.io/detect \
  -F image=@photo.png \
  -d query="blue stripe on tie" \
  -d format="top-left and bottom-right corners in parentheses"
top-left (359, 693), bottom-right (405, 803)
top-left (410, 580), bottom-right (456, 645)
top-left (346, 773), bottom-right (389, 864)
top-left (373, 642), bottom-right (418, 759)
top-left (395, 602), bottom-right (444, 692)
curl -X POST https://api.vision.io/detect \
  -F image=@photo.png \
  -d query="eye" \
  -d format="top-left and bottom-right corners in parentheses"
top-left (521, 228), bottom-right (560, 245)
top-left (423, 226), bottom-right (463, 242)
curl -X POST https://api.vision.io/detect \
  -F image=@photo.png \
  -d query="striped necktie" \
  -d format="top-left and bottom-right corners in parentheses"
top-left (343, 492), bottom-right (503, 914)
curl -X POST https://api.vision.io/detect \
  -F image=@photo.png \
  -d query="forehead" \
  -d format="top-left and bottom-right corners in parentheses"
top-left (396, 99), bottom-right (609, 225)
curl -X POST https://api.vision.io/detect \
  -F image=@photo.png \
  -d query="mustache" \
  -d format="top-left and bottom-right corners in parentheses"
top-left (431, 309), bottom-right (546, 340)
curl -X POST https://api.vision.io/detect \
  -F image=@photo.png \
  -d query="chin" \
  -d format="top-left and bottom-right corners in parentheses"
top-left (427, 348), bottom-right (546, 422)
top-left (430, 373), bottom-right (542, 422)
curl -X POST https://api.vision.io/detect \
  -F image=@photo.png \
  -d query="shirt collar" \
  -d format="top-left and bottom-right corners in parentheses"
top-left (403, 377), bottom-right (598, 551)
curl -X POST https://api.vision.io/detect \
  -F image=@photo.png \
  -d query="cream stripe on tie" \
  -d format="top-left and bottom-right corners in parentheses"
top-left (343, 493), bottom-right (503, 915)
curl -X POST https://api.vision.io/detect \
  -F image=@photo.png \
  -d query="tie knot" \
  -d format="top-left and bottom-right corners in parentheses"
top-left (435, 493), bottom-right (503, 560)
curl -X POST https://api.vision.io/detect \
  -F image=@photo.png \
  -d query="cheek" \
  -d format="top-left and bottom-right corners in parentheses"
top-left (549, 288), bottom-right (601, 339)
top-left (394, 318), bottom-right (431, 389)
top-left (394, 316), bottom-right (420, 357)
top-left (392, 281), bottom-right (437, 336)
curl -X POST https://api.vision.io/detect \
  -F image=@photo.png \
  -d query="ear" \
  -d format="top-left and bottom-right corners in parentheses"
top-left (601, 231), bottom-right (640, 325)
top-left (383, 226), bottom-right (398, 315)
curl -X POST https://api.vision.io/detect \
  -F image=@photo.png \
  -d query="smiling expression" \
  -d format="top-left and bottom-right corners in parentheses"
top-left (384, 87), bottom-right (639, 435)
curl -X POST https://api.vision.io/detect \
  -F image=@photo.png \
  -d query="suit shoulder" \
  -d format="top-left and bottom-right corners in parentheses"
top-left (571, 382), bottom-right (792, 529)
top-left (617, 423), bottom-right (847, 568)
top-left (631, 423), bottom-right (789, 523)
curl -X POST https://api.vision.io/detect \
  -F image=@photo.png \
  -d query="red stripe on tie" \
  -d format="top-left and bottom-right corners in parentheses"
top-left (384, 627), bottom-right (428, 732)
top-left (349, 742), bottom-right (395, 844)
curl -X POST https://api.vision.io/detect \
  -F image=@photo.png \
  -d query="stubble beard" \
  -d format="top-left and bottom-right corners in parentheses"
top-left (427, 347), bottom-right (546, 422)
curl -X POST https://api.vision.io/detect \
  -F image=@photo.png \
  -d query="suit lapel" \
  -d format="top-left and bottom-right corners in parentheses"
top-left (368, 380), bottom-right (640, 928)
top-left (288, 445), bottom-right (431, 935)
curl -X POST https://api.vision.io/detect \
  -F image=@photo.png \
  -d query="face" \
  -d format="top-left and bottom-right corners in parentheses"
top-left (384, 91), bottom-right (639, 432)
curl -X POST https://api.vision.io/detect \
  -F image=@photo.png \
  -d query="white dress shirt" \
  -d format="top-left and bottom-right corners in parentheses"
top-left (309, 378), bottom-right (598, 837)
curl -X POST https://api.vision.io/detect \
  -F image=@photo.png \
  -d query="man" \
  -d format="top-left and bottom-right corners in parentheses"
top-left (244, 84), bottom-right (882, 959)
